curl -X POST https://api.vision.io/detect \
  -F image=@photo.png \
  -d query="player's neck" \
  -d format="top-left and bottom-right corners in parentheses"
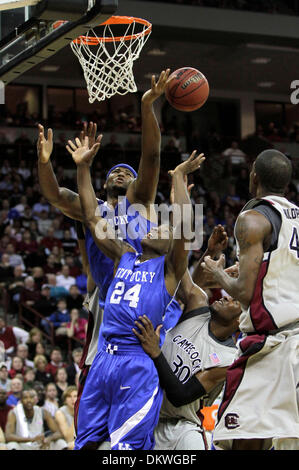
top-left (256, 188), bottom-right (285, 199)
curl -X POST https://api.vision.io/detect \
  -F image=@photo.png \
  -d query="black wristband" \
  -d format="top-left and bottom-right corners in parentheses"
top-left (75, 221), bottom-right (85, 240)
top-left (153, 352), bottom-right (206, 407)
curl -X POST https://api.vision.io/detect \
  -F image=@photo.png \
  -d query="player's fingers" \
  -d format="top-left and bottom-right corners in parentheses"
top-left (47, 128), bottom-right (53, 142)
top-left (75, 137), bottom-right (82, 148)
top-left (67, 140), bottom-right (76, 151)
top-left (134, 320), bottom-right (146, 335)
top-left (132, 328), bottom-right (143, 341)
top-left (66, 145), bottom-right (73, 155)
top-left (155, 324), bottom-right (163, 337)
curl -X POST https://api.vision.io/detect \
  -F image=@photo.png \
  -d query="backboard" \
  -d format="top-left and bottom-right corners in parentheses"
top-left (0, 0), bottom-right (118, 84)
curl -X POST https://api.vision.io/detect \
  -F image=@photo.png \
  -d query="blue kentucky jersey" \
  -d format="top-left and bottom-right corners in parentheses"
top-left (100, 252), bottom-right (173, 347)
top-left (85, 196), bottom-right (156, 304)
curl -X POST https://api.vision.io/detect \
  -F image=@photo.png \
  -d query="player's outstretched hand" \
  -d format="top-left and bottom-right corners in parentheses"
top-left (66, 135), bottom-right (102, 167)
top-left (208, 225), bottom-right (228, 255)
top-left (201, 253), bottom-right (226, 282)
top-left (142, 69), bottom-right (171, 104)
top-left (37, 124), bottom-right (53, 163)
top-left (169, 150), bottom-right (205, 177)
top-left (80, 121), bottom-right (102, 149)
top-left (132, 315), bottom-right (162, 359)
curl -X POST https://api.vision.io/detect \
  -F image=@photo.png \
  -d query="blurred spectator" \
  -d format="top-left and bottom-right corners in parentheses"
top-left (45, 347), bottom-right (67, 379)
top-left (19, 276), bottom-right (41, 323)
top-left (37, 211), bottom-right (53, 237)
top-left (66, 348), bottom-right (82, 386)
top-left (6, 377), bottom-right (23, 406)
top-left (40, 227), bottom-right (63, 253)
top-left (33, 284), bottom-right (57, 318)
top-left (16, 230), bottom-right (38, 256)
top-left (64, 255), bottom-right (81, 278)
top-left (0, 363), bottom-right (11, 392)
top-left (5, 243), bottom-right (25, 269)
top-left (33, 355), bottom-right (53, 386)
top-left (43, 254), bottom-right (61, 275)
top-left (0, 389), bottom-right (12, 435)
top-left (41, 298), bottom-right (70, 337)
top-left (56, 266), bottom-right (76, 292)
top-left (0, 254), bottom-right (14, 288)
top-left (61, 230), bottom-right (77, 254)
top-left (32, 196), bottom-right (50, 216)
top-left (5, 388), bottom-right (67, 450)
top-left (26, 328), bottom-right (43, 360)
top-left (43, 382), bottom-right (59, 418)
top-left (32, 266), bottom-right (47, 290)
top-left (66, 309), bottom-right (87, 344)
top-left (23, 367), bottom-right (36, 390)
top-left (222, 140), bottom-right (247, 174)
top-left (55, 385), bottom-right (77, 450)
top-left (15, 344), bottom-right (34, 369)
top-left (66, 285), bottom-right (84, 312)
top-left (32, 381), bottom-right (46, 407)
top-left (46, 273), bottom-right (69, 300)
top-left (54, 367), bottom-right (69, 406)
top-left (0, 315), bottom-right (17, 358)
top-left (17, 160), bottom-right (31, 181)
top-left (8, 356), bottom-right (26, 379)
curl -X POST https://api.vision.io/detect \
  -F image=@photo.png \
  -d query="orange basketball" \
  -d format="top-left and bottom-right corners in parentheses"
top-left (165, 67), bottom-right (209, 112)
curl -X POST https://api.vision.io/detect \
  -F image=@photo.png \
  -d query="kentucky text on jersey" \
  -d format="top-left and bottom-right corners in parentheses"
top-left (283, 208), bottom-right (299, 219)
top-left (172, 334), bottom-right (202, 371)
top-left (115, 267), bottom-right (156, 284)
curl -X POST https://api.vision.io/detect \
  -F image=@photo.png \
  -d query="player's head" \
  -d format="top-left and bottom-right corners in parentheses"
top-left (210, 296), bottom-right (241, 333)
top-left (21, 389), bottom-right (36, 410)
top-left (104, 164), bottom-right (137, 197)
top-left (249, 149), bottom-right (292, 197)
top-left (141, 224), bottom-right (173, 255)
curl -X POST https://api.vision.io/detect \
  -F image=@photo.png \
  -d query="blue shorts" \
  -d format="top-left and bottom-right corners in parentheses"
top-left (74, 342), bottom-right (163, 450)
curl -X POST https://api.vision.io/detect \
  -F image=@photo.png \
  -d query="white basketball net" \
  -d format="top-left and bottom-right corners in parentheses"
top-left (71, 17), bottom-right (152, 103)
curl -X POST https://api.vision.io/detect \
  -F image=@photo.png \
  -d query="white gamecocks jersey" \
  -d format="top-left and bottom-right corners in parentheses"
top-left (238, 196), bottom-right (299, 334)
top-left (159, 307), bottom-right (237, 426)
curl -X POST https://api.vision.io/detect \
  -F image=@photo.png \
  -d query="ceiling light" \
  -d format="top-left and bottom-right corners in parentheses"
top-left (251, 57), bottom-right (271, 64)
top-left (40, 65), bottom-right (60, 72)
top-left (147, 48), bottom-right (166, 56)
top-left (257, 81), bottom-right (275, 88)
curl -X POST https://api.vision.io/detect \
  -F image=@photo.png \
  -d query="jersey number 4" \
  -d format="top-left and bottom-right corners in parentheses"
top-left (110, 281), bottom-right (141, 308)
top-left (289, 227), bottom-right (299, 258)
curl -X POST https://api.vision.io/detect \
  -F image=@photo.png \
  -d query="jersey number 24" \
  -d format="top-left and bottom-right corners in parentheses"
top-left (110, 281), bottom-right (141, 308)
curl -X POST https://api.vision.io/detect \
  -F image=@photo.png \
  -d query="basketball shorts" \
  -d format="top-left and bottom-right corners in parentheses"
top-left (74, 341), bottom-right (163, 450)
top-left (154, 418), bottom-right (208, 450)
top-left (213, 327), bottom-right (299, 450)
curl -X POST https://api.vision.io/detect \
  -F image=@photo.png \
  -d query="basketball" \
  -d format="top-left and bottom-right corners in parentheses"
top-left (165, 67), bottom-right (209, 112)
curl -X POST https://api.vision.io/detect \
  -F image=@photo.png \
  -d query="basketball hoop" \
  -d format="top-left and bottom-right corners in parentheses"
top-left (70, 16), bottom-right (152, 103)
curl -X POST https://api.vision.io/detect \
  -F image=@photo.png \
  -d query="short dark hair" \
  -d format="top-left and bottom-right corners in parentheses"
top-left (255, 150), bottom-right (292, 193)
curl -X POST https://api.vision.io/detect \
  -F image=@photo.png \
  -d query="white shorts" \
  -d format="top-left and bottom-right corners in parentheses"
top-left (154, 418), bottom-right (208, 450)
top-left (213, 328), bottom-right (299, 450)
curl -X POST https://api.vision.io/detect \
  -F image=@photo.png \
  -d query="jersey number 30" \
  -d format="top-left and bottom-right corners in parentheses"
top-left (110, 281), bottom-right (141, 308)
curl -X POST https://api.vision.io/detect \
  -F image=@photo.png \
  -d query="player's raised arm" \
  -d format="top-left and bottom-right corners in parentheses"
top-left (37, 122), bottom-right (101, 221)
top-left (67, 137), bottom-right (131, 264)
top-left (201, 210), bottom-right (271, 310)
top-left (126, 69), bottom-right (171, 211)
top-left (165, 151), bottom-right (205, 295)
